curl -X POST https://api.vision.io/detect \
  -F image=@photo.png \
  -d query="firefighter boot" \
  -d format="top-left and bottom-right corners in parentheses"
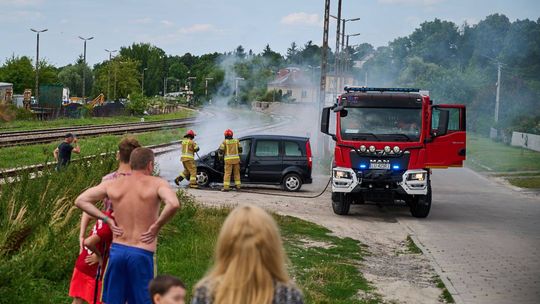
top-left (174, 175), bottom-right (184, 186)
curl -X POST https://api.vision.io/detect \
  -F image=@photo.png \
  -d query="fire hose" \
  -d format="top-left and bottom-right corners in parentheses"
top-left (193, 152), bottom-right (332, 199)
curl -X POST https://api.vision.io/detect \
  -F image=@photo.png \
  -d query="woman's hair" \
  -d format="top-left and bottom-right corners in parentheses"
top-left (197, 204), bottom-right (291, 304)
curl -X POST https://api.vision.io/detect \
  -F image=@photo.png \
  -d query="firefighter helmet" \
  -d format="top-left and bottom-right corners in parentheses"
top-left (185, 129), bottom-right (196, 137)
top-left (224, 129), bottom-right (233, 137)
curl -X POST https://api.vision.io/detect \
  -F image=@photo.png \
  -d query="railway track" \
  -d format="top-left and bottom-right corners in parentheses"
top-left (0, 118), bottom-right (198, 148)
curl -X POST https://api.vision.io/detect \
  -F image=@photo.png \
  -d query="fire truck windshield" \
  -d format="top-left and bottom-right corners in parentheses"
top-left (340, 107), bottom-right (422, 141)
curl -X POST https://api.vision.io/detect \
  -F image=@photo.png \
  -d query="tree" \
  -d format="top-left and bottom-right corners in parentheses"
top-left (235, 45), bottom-right (246, 59)
top-left (286, 42), bottom-right (300, 64)
top-left (93, 57), bottom-right (139, 100)
top-left (120, 43), bottom-right (166, 96)
top-left (58, 56), bottom-right (93, 97)
top-left (0, 56), bottom-right (34, 93)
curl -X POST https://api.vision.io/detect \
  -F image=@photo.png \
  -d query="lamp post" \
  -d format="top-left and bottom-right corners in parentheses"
top-left (234, 77), bottom-right (245, 105)
top-left (79, 36), bottom-right (94, 103)
top-left (105, 49), bottom-right (117, 100)
top-left (330, 16), bottom-right (360, 93)
top-left (141, 67), bottom-right (148, 95)
top-left (205, 77), bottom-right (214, 97)
top-left (344, 33), bottom-right (361, 81)
top-left (30, 28), bottom-right (48, 103)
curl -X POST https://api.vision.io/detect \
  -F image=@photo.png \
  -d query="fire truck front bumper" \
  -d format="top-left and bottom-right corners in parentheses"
top-left (332, 167), bottom-right (429, 196)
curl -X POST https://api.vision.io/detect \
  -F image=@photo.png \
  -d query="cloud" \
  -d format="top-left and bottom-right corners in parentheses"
top-left (0, 0), bottom-right (42, 5)
top-left (160, 20), bottom-right (174, 27)
top-left (178, 24), bottom-right (215, 34)
top-left (378, 0), bottom-right (444, 5)
top-left (280, 12), bottom-right (321, 27)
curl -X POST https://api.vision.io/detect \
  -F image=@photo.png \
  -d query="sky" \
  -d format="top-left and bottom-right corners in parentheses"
top-left (1, 0), bottom-right (539, 67)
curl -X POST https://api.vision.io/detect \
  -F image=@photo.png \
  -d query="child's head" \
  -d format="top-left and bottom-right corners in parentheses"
top-left (149, 275), bottom-right (186, 304)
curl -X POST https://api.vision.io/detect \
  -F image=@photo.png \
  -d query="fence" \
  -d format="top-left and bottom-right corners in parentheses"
top-left (511, 131), bottom-right (540, 152)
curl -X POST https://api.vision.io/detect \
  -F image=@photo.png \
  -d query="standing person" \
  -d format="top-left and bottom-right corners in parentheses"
top-left (78, 137), bottom-right (141, 254)
top-left (69, 210), bottom-right (114, 304)
top-left (149, 275), bottom-right (186, 304)
top-left (54, 133), bottom-right (81, 170)
top-left (192, 204), bottom-right (304, 304)
top-left (174, 130), bottom-right (199, 188)
top-left (218, 129), bottom-right (242, 192)
top-left (75, 148), bottom-right (181, 304)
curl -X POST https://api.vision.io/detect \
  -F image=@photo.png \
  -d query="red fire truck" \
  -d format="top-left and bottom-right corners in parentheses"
top-left (320, 87), bottom-right (466, 218)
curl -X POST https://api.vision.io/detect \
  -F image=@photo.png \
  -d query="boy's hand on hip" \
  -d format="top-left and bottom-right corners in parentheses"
top-left (140, 223), bottom-right (160, 244)
top-left (108, 219), bottom-right (124, 237)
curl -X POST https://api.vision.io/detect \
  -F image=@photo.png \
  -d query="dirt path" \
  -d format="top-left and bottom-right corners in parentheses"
top-left (181, 177), bottom-right (444, 304)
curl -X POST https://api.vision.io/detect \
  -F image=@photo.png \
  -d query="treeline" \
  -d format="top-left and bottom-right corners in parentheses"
top-left (360, 14), bottom-right (540, 134)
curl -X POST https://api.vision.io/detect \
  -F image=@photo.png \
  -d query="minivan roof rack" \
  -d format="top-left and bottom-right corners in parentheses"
top-left (344, 87), bottom-right (420, 93)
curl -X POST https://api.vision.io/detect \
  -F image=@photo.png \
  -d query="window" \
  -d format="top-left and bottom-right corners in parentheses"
top-left (286, 90), bottom-right (293, 96)
top-left (301, 90), bottom-right (307, 98)
top-left (432, 108), bottom-right (462, 131)
top-left (255, 140), bottom-right (279, 157)
top-left (239, 139), bottom-right (251, 156)
top-left (284, 141), bottom-right (303, 156)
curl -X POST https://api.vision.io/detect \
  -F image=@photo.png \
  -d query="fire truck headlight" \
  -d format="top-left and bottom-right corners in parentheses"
top-left (393, 146), bottom-right (401, 153)
top-left (369, 145), bottom-right (376, 153)
top-left (384, 146), bottom-right (391, 153)
top-left (334, 170), bottom-right (352, 179)
top-left (408, 172), bottom-right (426, 181)
top-left (360, 145), bottom-right (367, 152)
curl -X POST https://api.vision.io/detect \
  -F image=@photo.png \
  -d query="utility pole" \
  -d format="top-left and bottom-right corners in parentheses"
top-left (334, 0), bottom-right (342, 99)
top-left (164, 77), bottom-right (168, 96)
top-left (79, 36), bottom-right (94, 103)
top-left (105, 49), bottom-right (117, 100)
top-left (319, 0), bottom-right (331, 155)
top-left (495, 62), bottom-right (502, 123)
top-left (30, 28), bottom-right (47, 104)
top-left (234, 77), bottom-right (245, 104)
top-left (205, 77), bottom-right (214, 97)
top-left (344, 33), bottom-right (360, 81)
top-left (141, 67), bottom-right (148, 95)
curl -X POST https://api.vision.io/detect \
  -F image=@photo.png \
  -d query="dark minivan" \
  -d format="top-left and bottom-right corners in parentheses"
top-left (195, 135), bottom-right (313, 191)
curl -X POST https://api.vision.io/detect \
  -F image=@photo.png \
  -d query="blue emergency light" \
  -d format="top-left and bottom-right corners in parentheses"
top-left (392, 165), bottom-right (400, 170)
top-left (359, 164), bottom-right (367, 169)
top-left (344, 87), bottom-right (420, 93)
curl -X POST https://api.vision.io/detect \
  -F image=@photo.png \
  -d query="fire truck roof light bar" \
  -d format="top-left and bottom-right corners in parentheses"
top-left (344, 87), bottom-right (420, 93)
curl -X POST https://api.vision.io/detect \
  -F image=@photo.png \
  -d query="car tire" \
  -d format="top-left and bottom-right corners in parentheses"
top-left (196, 168), bottom-right (211, 188)
top-left (409, 185), bottom-right (432, 218)
top-left (282, 173), bottom-right (303, 192)
top-left (332, 192), bottom-right (351, 215)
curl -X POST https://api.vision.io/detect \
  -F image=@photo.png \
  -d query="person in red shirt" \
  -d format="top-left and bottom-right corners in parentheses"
top-left (69, 210), bottom-right (113, 304)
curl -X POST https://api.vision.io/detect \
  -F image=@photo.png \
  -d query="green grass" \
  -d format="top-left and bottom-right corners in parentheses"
top-left (507, 176), bottom-right (540, 189)
top-left (0, 128), bottom-right (186, 170)
top-left (466, 135), bottom-right (540, 172)
top-left (0, 110), bottom-right (195, 132)
top-left (433, 276), bottom-right (455, 303)
top-left (406, 235), bottom-right (422, 254)
top-left (0, 162), bottom-right (377, 303)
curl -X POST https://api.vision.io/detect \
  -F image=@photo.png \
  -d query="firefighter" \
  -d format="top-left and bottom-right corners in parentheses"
top-left (219, 129), bottom-right (242, 192)
top-left (175, 130), bottom-right (199, 188)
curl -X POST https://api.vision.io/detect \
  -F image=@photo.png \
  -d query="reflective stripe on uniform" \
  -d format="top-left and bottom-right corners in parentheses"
top-left (222, 139), bottom-right (240, 160)
top-left (181, 139), bottom-right (197, 159)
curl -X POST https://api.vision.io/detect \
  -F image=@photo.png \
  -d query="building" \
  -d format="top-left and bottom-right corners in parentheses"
top-left (0, 82), bottom-right (13, 103)
top-left (267, 67), bottom-right (318, 103)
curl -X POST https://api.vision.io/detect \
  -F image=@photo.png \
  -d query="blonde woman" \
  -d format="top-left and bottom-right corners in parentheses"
top-left (192, 205), bottom-right (304, 304)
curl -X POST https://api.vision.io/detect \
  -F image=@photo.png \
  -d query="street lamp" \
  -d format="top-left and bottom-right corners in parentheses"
top-left (141, 67), bottom-right (148, 95)
top-left (105, 49), bottom-right (117, 100)
top-left (79, 36), bottom-right (94, 103)
top-left (205, 77), bottom-right (214, 98)
top-left (329, 15), bottom-right (360, 94)
top-left (30, 28), bottom-right (48, 104)
top-left (234, 77), bottom-right (245, 104)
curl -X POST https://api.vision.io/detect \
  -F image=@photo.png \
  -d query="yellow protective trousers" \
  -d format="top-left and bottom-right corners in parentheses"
top-left (223, 160), bottom-right (241, 190)
top-left (180, 159), bottom-right (197, 186)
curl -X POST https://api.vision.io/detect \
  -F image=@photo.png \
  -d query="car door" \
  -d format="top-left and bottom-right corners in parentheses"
top-left (239, 138), bottom-right (252, 180)
top-left (248, 139), bottom-right (283, 183)
top-left (282, 140), bottom-right (307, 174)
top-left (425, 105), bottom-right (466, 168)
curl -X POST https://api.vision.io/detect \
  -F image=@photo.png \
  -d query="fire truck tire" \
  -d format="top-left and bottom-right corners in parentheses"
top-left (332, 193), bottom-right (352, 215)
top-left (409, 185), bottom-right (432, 218)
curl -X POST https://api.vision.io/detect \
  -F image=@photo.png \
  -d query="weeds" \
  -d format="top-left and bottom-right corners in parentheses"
top-left (406, 235), bottom-right (422, 254)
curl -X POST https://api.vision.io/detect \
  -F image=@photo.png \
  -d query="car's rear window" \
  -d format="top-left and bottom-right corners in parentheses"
top-left (284, 141), bottom-right (304, 157)
top-left (255, 140), bottom-right (279, 157)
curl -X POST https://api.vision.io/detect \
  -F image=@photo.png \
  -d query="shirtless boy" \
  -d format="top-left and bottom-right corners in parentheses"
top-left (75, 147), bottom-right (180, 304)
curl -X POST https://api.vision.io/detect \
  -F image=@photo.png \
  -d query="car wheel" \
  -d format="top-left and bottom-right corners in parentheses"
top-left (282, 173), bottom-right (302, 192)
top-left (332, 192), bottom-right (351, 215)
top-left (409, 185), bottom-right (432, 218)
top-left (196, 169), bottom-right (211, 187)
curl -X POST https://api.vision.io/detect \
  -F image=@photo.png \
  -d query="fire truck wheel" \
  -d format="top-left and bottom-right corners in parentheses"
top-left (282, 173), bottom-right (303, 192)
top-left (332, 193), bottom-right (352, 215)
top-left (409, 185), bottom-right (432, 218)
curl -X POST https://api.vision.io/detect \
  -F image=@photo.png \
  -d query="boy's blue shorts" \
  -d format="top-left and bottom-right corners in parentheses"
top-left (101, 243), bottom-right (156, 304)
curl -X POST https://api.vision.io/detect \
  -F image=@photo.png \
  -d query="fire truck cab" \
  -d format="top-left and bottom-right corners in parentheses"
top-left (320, 87), bottom-right (466, 218)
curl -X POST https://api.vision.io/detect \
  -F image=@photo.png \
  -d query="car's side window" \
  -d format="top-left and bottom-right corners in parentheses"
top-left (240, 139), bottom-right (251, 156)
top-left (284, 141), bottom-right (303, 157)
top-left (255, 140), bottom-right (280, 157)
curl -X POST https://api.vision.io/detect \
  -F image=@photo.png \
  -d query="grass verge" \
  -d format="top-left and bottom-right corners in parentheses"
top-left (507, 176), bottom-right (540, 189)
top-left (0, 162), bottom-right (377, 303)
top-left (406, 235), bottom-right (422, 254)
top-left (0, 128), bottom-right (186, 170)
top-left (433, 276), bottom-right (455, 303)
top-left (0, 110), bottom-right (195, 132)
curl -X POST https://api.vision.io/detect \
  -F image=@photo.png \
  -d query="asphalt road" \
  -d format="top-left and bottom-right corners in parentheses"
top-left (397, 168), bottom-right (540, 304)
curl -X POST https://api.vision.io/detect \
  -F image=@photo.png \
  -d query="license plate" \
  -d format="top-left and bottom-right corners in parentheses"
top-left (369, 163), bottom-right (390, 169)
